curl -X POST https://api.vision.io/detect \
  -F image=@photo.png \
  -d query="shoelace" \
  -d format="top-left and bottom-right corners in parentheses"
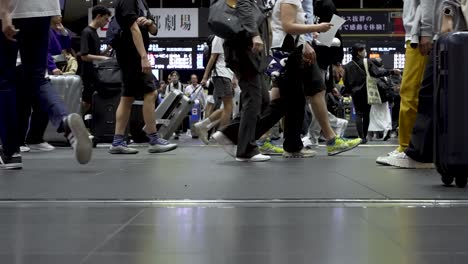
top-left (156, 137), bottom-right (169, 145)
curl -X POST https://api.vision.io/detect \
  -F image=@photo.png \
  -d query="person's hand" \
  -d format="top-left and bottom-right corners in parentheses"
top-left (251, 35), bottom-right (264, 53)
top-left (141, 56), bottom-right (151, 73)
top-left (317, 22), bottom-right (333, 32)
top-left (418, 36), bottom-right (433, 56)
top-left (56, 23), bottom-right (64, 32)
top-left (201, 78), bottom-right (208, 87)
top-left (136, 17), bottom-right (153, 27)
top-left (302, 42), bottom-right (316, 65)
top-left (333, 64), bottom-right (344, 81)
top-left (392, 69), bottom-right (402, 75)
top-left (1, 12), bottom-right (18, 41)
top-left (52, 69), bottom-right (63, 75)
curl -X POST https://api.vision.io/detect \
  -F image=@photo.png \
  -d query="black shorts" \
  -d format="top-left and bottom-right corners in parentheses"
top-left (212, 76), bottom-right (233, 99)
top-left (301, 62), bottom-right (325, 97)
top-left (116, 50), bottom-right (155, 98)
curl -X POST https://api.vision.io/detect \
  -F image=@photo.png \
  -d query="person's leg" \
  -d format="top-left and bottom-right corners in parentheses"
top-left (355, 110), bottom-right (365, 140)
top-left (142, 90), bottom-right (177, 153)
top-left (309, 90), bottom-right (336, 140)
top-left (15, 64), bottom-right (32, 149)
top-left (404, 54), bottom-right (434, 163)
top-left (25, 107), bottom-right (50, 145)
top-left (363, 107), bottom-right (371, 140)
top-left (0, 20), bottom-right (20, 161)
top-left (18, 18), bottom-right (68, 128)
top-left (235, 72), bottom-right (263, 159)
top-left (398, 42), bottom-right (429, 152)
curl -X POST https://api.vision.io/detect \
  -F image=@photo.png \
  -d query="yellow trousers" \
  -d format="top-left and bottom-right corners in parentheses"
top-left (398, 41), bottom-right (429, 152)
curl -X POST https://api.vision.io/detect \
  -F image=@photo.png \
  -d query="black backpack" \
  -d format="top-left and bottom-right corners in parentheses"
top-left (203, 35), bottom-right (216, 68)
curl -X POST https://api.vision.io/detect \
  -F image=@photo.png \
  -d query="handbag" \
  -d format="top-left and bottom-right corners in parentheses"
top-left (208, 0), bottom-right (265, 40)
top-left (93, 56), bottom-right (122, 98)
top-left (266, 34), bottom-right (300, 79)
top-left (363, 58), bottom-right (382, 105)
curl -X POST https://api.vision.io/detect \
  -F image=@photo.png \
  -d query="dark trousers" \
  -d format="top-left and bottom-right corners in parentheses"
top-left (392, 94), bottom-right (401, 131)
top-left (16, 65), bottom-right (49, 145)
top-left (406, 51), bottom-right (434, 163)
top-left (0, 17), bottom-right (68, 157)
top-left (222, 52), bottom-right (306, 154)
top-left (355, 108), bottom-right (371, 140)
top-left (353, 89), bottom-right (371, 140)
top-left (223, 70), bottom-right (266, 158)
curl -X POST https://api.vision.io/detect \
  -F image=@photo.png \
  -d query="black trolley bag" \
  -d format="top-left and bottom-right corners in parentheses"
top-left (435, 31), bottom-right (468, 188)
top-left (155, 89), bottom-right (193, 140)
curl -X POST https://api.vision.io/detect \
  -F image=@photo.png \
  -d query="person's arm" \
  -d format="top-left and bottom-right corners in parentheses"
top-left (302, 0), bottom-right (314, 44)
top-left (281, 3), bottom-right (332, 35)
top-left (81, 54), bottom-right (109, 62)
top-left (202, 54), bottom-right (219, 86)
top-left (47, 53), bottom-right (61, 74)
top-left (368, 61), bottom-right (398, 78)
top-left (130, 22), bottom-right (150, 72)
top-left (419, 0), bottom-right (435, 55)
top-left (80, 30), bottom-right (108, 62)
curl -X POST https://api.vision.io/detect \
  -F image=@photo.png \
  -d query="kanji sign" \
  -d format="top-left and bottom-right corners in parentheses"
top-left (90, 8), bottom-right (199, 38)
top-left (338, 11), bottom-right (390, 35)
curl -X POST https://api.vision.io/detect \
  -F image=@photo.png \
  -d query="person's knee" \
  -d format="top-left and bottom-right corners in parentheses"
top-left (144, 91), bottom-right (156, 102)
top-left (119, 96), bottom-right (135, 109)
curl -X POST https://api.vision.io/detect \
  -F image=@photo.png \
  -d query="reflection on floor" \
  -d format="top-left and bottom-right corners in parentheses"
top-left (0, 137), bottom-right (466, 263)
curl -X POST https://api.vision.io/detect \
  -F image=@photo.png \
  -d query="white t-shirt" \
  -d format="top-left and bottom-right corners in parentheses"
top-left (271, 0), bottom-right (306, 49)
top-left (211, 36), bottom-right (234, 80)
top-left (10, 0), bottom-right (61, 19)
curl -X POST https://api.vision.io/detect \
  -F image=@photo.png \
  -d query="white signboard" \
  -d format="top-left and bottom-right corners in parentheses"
top-left (89, 8), bottom-right (199, 38)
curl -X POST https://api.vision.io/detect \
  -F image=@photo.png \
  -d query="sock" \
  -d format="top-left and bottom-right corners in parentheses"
top-left (147, 132), bottom-right (159, 145)
top-left (327, 137), bottom-right (336, 146)
top-left (112, 135), bottom-right (126, 147)
top-left (207, 119), bottom-right (220, 129)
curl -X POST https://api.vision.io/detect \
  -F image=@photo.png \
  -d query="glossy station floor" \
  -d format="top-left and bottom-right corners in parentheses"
top-left (0, 137), bottom-right (467, 264)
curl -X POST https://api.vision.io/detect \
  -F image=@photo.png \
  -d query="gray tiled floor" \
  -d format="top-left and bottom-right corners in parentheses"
top-left (0, 141), bottom-right (463, 200)
top-left (1, 140), bottom-right (467, 263)
top-left (1, 206), bottom-right (468, 264)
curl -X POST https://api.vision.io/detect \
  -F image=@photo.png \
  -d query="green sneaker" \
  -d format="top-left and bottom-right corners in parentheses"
top-left (259, 141), bottom-right (284, 156)
top-left (327, 137), bottom-right (362, 156)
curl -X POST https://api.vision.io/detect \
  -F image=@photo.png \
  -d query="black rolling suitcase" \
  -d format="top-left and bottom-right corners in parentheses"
top-left (91, 91), bottom-right (125, 146)
top-left (435, 32), bottom-right (468, 188)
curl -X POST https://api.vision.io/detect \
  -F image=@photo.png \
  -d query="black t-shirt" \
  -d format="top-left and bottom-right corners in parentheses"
top-left (80, 26), bottom-right (101, 80)
top-left (115, 0), bottom-right (150, 53)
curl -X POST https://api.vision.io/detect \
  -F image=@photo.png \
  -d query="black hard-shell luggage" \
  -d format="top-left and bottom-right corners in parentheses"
top-left (91, 91), bottom-right (126, 146)
top-left (434, 32), bottom-right (468, 188)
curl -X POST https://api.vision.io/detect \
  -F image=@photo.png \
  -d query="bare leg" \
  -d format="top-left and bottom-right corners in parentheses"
top-left (142, 91), bottom-right (156, 134)
top-left (308, 90), bottom-right (336, 141)
top-left (114, 96), bottom-right (134, 135)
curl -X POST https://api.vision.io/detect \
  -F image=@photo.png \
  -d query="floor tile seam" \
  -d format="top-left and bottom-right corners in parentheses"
top-left (1, 199), bottom-right (468, 208)
top-left (333, 170), bottom-right (390, 199)
top-left (355, 211), bottom-right (407, 253)
top-left (78, 208), bottom-right (146, 264)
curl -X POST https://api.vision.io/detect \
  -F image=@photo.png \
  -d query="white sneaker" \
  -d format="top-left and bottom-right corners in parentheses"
top-left (20, 146), bottom-right (30, 153)
top-left (302, 136), bottom-right (318, 149)
top-left (194, 122), bottom-right (210, 145)
top-left (335, 119), bottom-right (349, 138)
top-left (236, 154), bottom-right (271, 162)
top-left (386, 152), bottom-right (435, 169)
top-left (212, 131), bottom-right (237, 158)
top-left (376, 149), bottom-right (401, 166)
top-left (28, 142), bottom-right (55, 152)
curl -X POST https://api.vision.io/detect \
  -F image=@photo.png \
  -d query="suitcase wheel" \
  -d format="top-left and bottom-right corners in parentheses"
top-left (455, 177), bottom-right (468, 188)
top-left (441, 175), bottom-right (454, 186)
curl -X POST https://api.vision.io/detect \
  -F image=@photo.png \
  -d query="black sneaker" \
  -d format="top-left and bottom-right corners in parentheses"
top-left (63, 113), bottom-right (93, 165)
top-left (0, 151), bottom-right (23, 170)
